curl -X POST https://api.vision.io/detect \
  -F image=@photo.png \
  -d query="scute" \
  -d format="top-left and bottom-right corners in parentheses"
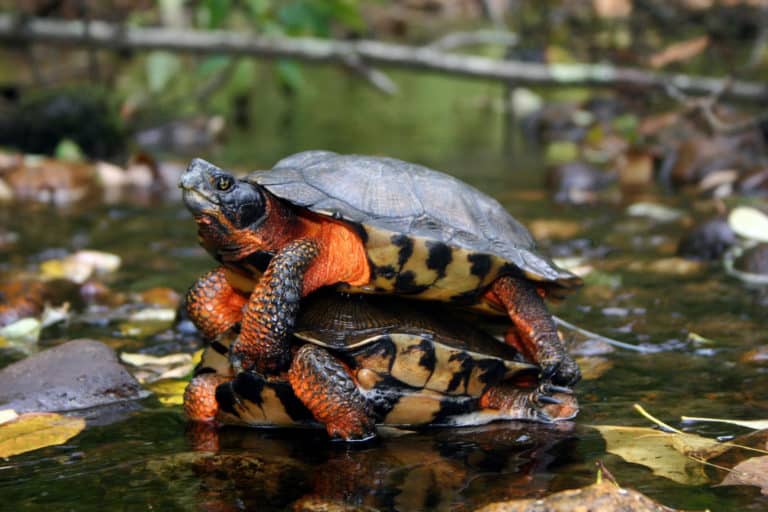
top-left (248, 150), bottom-right (580, 288)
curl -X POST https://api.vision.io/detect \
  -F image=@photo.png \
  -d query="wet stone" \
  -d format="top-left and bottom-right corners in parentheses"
top-left (677, 217), bottom-right (738, 261)
top-left (0, 339), bottom-right (149, 413)
top-left (735, 243), bottom-right (768, 275)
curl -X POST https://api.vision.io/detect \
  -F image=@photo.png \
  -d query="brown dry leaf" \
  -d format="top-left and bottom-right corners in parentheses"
top-left (592, 425), bottom-right (719, 484)
top-left (639, 111), bottom-right (682, 136)
top-left (0, 412), bottom-right (85, 458)
top-left (592, 0), bottom-right (632, 18)
top-left (528, 219), bottom-right (583, 240)
top-left (618, 150), bottom-right (655, 188)
top-left (648, 36), bottom-right (709, 69)
top-left (475, 480), bottom-right (694, 511)
top-left (719, 456), bottom-right (768, 494)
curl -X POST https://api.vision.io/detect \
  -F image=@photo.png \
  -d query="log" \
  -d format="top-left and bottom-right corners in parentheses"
top-left (1, 15), bottom-right (767, 101)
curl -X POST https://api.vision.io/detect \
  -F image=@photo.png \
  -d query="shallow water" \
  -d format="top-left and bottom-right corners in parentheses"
top-left (2, 69), bottom-right (768, 511)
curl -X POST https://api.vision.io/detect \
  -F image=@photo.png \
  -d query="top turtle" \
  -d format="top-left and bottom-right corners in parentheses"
top-left (181, 151), bottom-right (583, 391)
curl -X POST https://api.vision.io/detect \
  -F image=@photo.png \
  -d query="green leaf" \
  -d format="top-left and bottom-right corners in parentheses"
top-left (276, 59), bottom-right (305, 92)
top-left (203, 0), bottom-right (232, 28)
top-left (245, 0), bottom-right (271, 19)
top-left (146, 51), bottom-right (182, 93)
top-left (0, 413), bottom-right (85, 458)
top-left (196, 56), bottom-right (232, 78)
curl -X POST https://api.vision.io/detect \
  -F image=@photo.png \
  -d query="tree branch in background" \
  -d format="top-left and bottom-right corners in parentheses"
top-left (1, 15), bottom-right (767, 102)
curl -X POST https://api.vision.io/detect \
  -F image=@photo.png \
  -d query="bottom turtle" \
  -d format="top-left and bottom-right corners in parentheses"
top-left (184, 292), bottom-right (578, 441)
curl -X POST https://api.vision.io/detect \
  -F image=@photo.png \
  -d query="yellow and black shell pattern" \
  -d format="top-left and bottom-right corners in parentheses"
top-left (195, 293), bottom-right (540, 428)
top-left (248, 151), bottom-right (582, 306)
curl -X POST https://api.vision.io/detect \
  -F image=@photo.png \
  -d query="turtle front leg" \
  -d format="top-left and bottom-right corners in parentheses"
top-left (480, 383), bottom-right (579, 422)
top-left (186, 266), bottom-right (249, 340)
top-left (232, 239), bottom-right (320, 374)
top-left (289, 344), bottom-right (376, 442)
top-left (491, 276), bottom-right (581, 387)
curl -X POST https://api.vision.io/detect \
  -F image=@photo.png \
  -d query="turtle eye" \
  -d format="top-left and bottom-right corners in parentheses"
top-left (216, 175), bottom-right (233, 191)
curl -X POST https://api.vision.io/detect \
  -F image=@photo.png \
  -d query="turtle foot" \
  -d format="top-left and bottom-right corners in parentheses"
top-left (289, 344), bottom-right (376, 442)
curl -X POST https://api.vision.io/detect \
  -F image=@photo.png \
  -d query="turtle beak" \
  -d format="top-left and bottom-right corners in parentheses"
top-left (180, 158), bottom-right (224, 213)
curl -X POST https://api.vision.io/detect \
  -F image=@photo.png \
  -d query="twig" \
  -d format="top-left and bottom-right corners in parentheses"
top-left (340, 53), bottom-right (398, 95)
top-left (426, 30), bottom-right (518, 51)
top-left (0, 15), bottom-right (767, 101)
top-left (553, 315), bottom-right (655, 353)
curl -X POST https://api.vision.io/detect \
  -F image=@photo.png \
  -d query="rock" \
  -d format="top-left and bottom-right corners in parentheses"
top-left (677, 217), bottom-right (737, 261)
top-left (0, 339), bottom-right (149, 413)
top-left (735, 243), bottom-right (768, 275)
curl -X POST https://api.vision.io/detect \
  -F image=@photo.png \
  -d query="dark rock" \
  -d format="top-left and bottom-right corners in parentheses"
top-left (0, 339), bottom-right (149, 413)
top-left (735, 243), bottom-right (768, 275)
top-left (677, 217), bottom-right (738, 261)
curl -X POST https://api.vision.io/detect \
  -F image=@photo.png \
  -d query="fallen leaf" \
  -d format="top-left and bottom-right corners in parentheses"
top-left (0, 409), bottom-right (18, 425)
top-left (0, 412), bottom-right (85, 458)
top-left (729, 207), bottom-right (768, 243)
top-left (626, 202), bottom-right (685, 222)
top-left (592, 0), bottom-right (632, 18)
top-left (618, 150), bottom-right (655, 188)
top-left (681, 416), bottom-right (768, 430)
top-left (40, 250), bottom-right (122, 284)
top-left (121, 352), bottom-right (193, 367)
top-left (719, 455), bottom-right (768, 494)
top-left (128, 308), bottom-right (176, 323)
top-left (147, 379), bottom-right (189, 405)
top-left (592, 424), bottom-right (718, 484)
top-left (529, 219), bottom-right (583, 239)
top-left (648, 36), bottom-right (709, 69)
top-left (628, 258), bottom-right (705, 276)
top-left (0, 317), bottom-right (41, 350)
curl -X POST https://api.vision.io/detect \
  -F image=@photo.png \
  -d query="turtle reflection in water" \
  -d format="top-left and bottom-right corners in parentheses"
top-left (184, 291), bottom-right (578, 440)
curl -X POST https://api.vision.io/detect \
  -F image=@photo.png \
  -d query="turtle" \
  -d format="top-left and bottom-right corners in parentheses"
top-left (180, 151), bottom-right (583, 433)
top-left (184, 291), bottom-right (579, 441)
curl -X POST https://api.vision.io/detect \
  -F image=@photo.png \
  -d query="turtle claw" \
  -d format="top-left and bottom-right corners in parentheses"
top-left (536, 394), bottom-right (563, 405)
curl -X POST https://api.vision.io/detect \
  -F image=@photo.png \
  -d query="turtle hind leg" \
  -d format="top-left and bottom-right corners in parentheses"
top-left (480, 383), bottom-right (579, 422)
top-left (186, 266), bottom-right (249, 340)
top-left (490, 275), bottom-right (581, 387)
top-left (289, 344), bottom-right (376, 442)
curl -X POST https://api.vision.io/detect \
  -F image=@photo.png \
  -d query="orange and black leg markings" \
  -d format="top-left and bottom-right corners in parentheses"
top-left (480, 383), bottom-right (578, 422)
top-left (186, 266), bottom-right (249, 340)
top-left (289, 344), bottom-right (375, 441)
top-left (234, 238), bottom-right (320, 374)
top-left (184, 372), bottom-right (233, 422)
top-left (491, 275), bottom-right (581, 387)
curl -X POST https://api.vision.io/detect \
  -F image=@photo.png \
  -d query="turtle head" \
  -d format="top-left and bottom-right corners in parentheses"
top-left (180, 158), bottom-right (271, 262)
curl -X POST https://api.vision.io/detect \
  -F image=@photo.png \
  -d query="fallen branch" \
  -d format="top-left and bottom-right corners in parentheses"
top-left (1, 15), bottom-right (768, 101)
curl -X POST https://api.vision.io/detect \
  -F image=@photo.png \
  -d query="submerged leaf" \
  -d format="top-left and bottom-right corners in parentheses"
top-left (0, 412), bottom-right (85, 458)
top-left (592, 425), bottom-right (717, 484)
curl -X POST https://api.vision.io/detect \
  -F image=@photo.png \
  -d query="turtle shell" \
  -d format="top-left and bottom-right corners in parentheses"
top-left (292, 292), bottom-right (536, 398)
top-left (247, 151), bottom-right (581, 299)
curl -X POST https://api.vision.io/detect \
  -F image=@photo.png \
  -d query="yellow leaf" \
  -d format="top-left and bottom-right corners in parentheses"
top-left (0, 412), bottom-right (85, 458)
top-left (592, 425), bottom-right (715, 484)
top-left (148, 379), bottom-right (188, 406)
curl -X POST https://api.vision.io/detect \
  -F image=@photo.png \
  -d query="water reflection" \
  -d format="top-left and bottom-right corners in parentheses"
top-left (181, 422), bottom-right (577, 511)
